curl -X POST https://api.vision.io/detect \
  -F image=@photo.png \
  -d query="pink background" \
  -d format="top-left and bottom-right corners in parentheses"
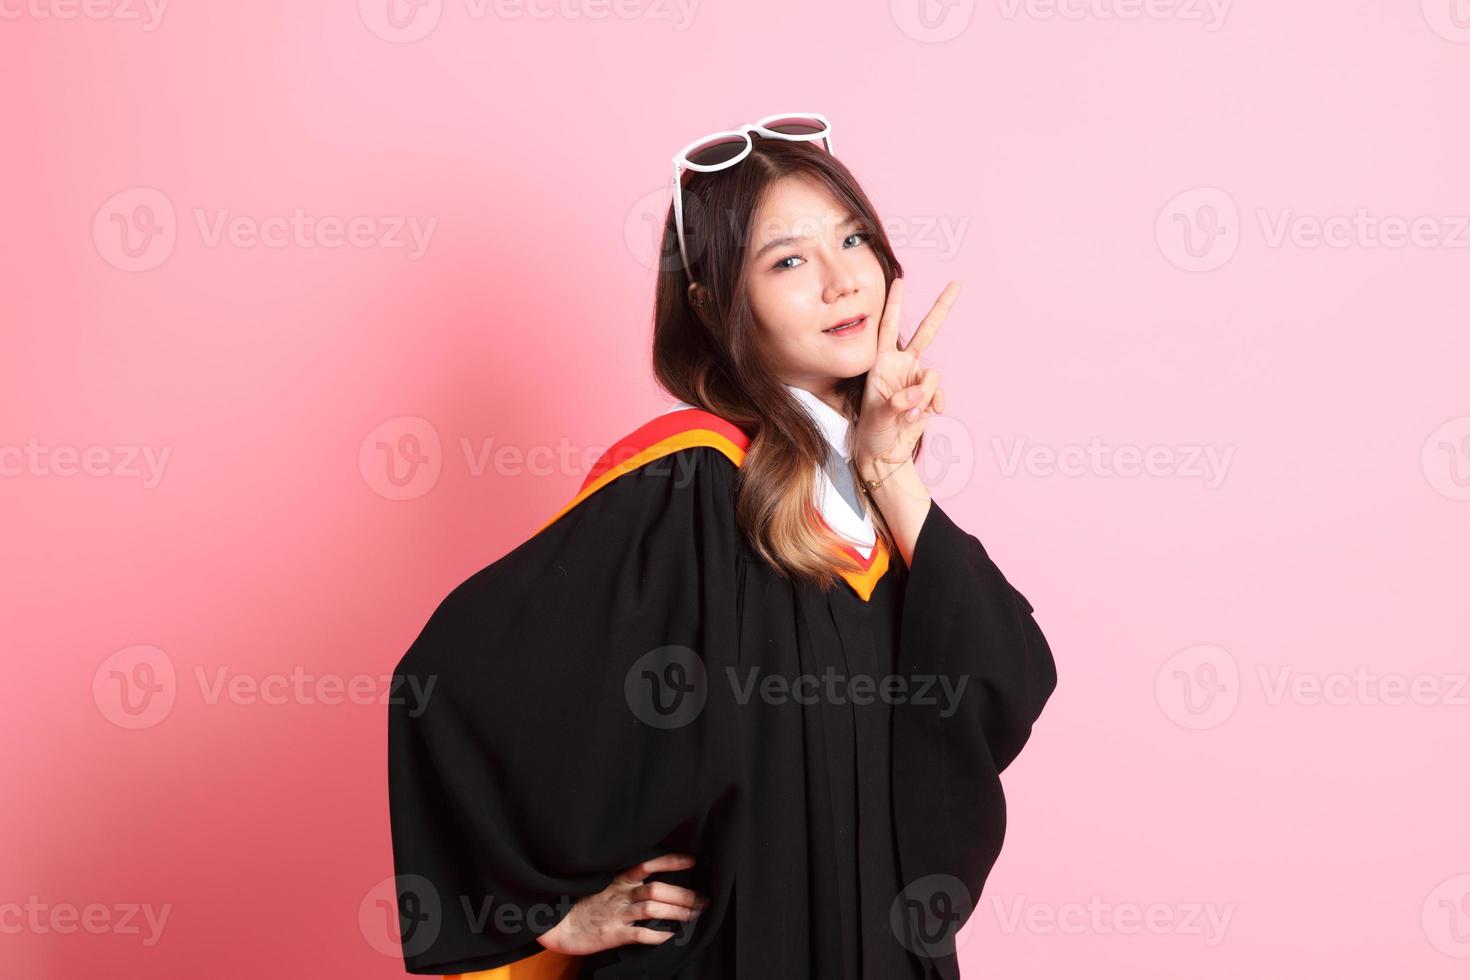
top-left (4, 1), bottom-right (1469, 976)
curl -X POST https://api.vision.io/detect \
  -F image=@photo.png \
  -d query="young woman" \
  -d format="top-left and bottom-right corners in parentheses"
top-left (388, 114), bottom-right (1057, 980)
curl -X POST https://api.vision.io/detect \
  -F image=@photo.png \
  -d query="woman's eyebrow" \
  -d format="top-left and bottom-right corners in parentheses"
top-left (752, 214), bottom-right (861, 262)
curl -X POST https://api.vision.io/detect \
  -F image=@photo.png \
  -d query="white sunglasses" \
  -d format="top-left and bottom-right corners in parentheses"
top-left (670, 112), bottom-right (834, 277)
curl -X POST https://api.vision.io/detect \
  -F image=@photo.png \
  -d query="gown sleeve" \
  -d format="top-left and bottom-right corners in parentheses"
top-left (889, 499), bottom-right (1058, 976)
top-left (387, 444), bottom-right (743, 976)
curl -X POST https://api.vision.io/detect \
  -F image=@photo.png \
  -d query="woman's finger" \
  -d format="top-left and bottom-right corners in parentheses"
top-left (617, 853), bottom-right (695, 883)
top-left (875, 276), bottom-right (904, 353)
top-left (889, 383), bottom-right (922, 421)
top-left (630, 880), bottom-right (707, 909)
top-left (624, 899), bottom-right (703, 923)
top-left (627, 925), bottom-right (680, 945)
top-left (904, 369), bottom-right (942, 421)
top-left (903, 280), bottom-right (959, 359)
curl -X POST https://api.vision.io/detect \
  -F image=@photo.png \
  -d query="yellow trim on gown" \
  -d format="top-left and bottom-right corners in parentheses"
top-left (445, 948), bottom-right (582, 980)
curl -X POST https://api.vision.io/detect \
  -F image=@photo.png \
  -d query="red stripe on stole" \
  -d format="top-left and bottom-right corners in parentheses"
top-left (579, 408), bottom-right (752, 491)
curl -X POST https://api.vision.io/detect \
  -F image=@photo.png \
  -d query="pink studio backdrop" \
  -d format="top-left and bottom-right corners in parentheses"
top-left (3, 1), bottom-right (1468, 977)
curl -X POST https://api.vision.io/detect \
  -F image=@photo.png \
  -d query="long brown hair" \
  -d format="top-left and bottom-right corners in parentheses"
top-left (652, 136), bottom-right (921, 592)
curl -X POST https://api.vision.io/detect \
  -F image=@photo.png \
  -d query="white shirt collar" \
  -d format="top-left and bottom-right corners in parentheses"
top-left (659, 388), bottom-right (875, 558)
top-left (781, 384), bottom-right (874, 557)
top-left (781, 384), bottom-right (852, 460)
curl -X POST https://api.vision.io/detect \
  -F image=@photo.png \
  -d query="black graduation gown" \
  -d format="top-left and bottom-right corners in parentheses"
top-left (387, 407), bottom-right (1057, 979)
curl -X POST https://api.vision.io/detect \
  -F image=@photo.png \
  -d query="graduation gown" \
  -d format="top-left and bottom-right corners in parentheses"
top-left (387, 407), bottom-right (1057, 979)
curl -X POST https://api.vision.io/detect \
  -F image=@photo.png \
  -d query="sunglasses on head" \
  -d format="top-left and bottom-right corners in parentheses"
top-left (670, 112), bottom-right (834, 277)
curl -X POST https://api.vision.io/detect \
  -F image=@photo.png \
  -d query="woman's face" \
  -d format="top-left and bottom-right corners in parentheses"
top-left (741, 175), bottom-right (887, 394)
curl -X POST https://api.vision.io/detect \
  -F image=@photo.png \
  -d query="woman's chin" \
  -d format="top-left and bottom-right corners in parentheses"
top-left (829, 351), bottom-right (876, 378)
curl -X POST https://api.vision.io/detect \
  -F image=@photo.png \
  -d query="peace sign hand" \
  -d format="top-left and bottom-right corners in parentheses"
top-left (851, 278), bottom-right (959, 470)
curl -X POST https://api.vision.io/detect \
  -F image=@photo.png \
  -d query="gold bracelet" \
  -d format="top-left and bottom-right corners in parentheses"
top-left (855, 455), bottom-right (910, 496)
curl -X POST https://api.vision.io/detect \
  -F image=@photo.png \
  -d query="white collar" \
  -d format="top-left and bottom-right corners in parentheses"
top-left (659, 388), bottom-right (875, 557)
top-left (781, 384), bottom-right (851, 460)
top-left (781, 384), bottom-right (874, 557)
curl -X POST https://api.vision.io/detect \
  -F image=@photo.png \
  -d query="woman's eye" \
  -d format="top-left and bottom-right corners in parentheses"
top-left (771, 233), bottom-right (871, 271)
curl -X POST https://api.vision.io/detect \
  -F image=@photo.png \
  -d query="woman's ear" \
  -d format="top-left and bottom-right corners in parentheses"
top-left (687, 282), bottom-right (713, 326)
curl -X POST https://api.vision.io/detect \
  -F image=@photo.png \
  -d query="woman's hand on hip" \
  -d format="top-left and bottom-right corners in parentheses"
top-left (535, 852), bottom-right (709, 956)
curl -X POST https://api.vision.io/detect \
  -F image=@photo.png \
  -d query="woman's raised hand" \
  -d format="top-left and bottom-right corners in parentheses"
top-left (535, 852), bottom-right (710, 956)
top-left (851, 277), bottom-right (958, 471)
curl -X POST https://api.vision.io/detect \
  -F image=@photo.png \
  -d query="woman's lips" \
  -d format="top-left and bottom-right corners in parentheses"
top-left (823, 315), bottom-right (867, 337)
